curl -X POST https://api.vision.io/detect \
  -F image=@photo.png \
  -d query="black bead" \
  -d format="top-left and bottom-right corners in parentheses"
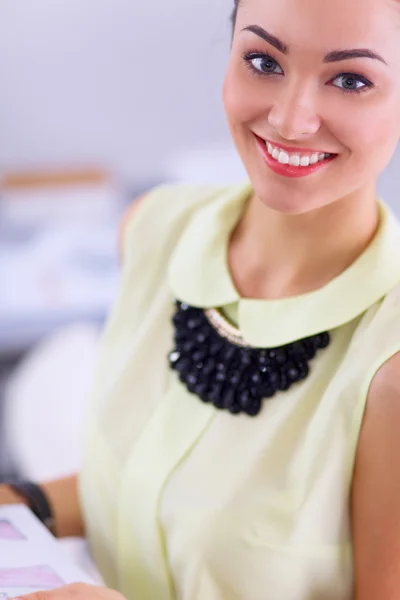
top-left (268, 370), bottom-right (280, 385)
top-left (288, 341), bottom-right (305, 358)
top-left (183, 340), bottom-right (196, 353)
top-left (262, 386), bottom-right (276, 399)
top-left (196, 332), bottom-right (208, 344)
top-left (169, 350), bottom-right (180, 364)
top-left (230, 372), bottom-right (241, 386)
top-left (241, 350), bottom-right (253, 365)
top-left (279, 373), bottom-right (290, 391)
top-left (216, 371), bottom-right (227, 382)
top-left (187, 373), bottom-right (198, 393)
top-left (187, 318), bottom-right (200, 330)
top-left (249, 387), bottom-right (260, 399)
top-left (274, 349), bottom-right (287, 365)
top-left (258, 351), bottom-right (269, 366)
top-left (202, 358), bottom-right (216, 376)
top-left (316, 332), bottom-right (331, 349)
top-left (176, 356), bottom-right (191, 375)
top-left (175, 329), bottom-right (188, 343)
top-left (208, 382), bottom-right (223, 402)
top-left (173, 312), bottom-right (185, 327)
top-left (287, 365), bottom-right (301, 382)
top-left (223, 345), bottom-right (236, 361)
top-left (246, 398), bottom-right (262, 417)
top-left (193, 349), bottom-right (207, 362)
top-left (194, 382), bottom-right (209, 398)
top-left (169, 301), bottom-right (330, 417)
top-left (239, 390), bottom-right (252, 411)
top-left (210, 340), bottom-right (223, 355)
top-left (298, 363), bottom-right (309, 379)
top-left (212, 385), bottom-right (225, 409)
top-left (303, 341), bottom-right (317, 360)
top-left (223, 388), bottom-right (236, 410)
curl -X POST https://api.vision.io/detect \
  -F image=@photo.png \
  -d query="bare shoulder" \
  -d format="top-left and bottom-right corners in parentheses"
top-left (357, 349), bottom-right (400, 476)
top-left (351, 351), bottom-right (400, 599)
top-left (368, 350), bottom-right (400, 406)
top-left (357, 350), bottom-right (400, 474)
top-left (118, 193), bottom-right (148, 261)
top-left (357, 350), bottom-right (400, 473)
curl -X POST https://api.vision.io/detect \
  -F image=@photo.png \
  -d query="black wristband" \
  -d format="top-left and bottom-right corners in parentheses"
top-left (5, 480), bottom-right (56, 536)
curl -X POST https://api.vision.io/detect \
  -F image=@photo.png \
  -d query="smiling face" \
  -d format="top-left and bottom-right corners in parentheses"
top-left (223, 0), bottom-right (400, 214)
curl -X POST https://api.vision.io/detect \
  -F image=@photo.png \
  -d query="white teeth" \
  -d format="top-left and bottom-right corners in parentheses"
top-left (289, 155), bottom-right (300, 167)
top-left (278, 151), bottom-right (290, 165)
top-left (265, 141), bottom-right (333, 167)
top-left (300, 156), bottom-right (311, 167)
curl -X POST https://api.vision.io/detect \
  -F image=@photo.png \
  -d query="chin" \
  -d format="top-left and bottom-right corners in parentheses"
top-left (250, 174), bottom-right (326, 215)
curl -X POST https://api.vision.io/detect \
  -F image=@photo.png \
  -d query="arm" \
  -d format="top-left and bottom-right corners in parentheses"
top-left (15, 583), bottom-right (126, 600)
top-left (352, 351), bottom-right (400, 599)
top-left (118, 193), bottom-right (147, 262)
top-left (0, 475), bottom-right (84, 538)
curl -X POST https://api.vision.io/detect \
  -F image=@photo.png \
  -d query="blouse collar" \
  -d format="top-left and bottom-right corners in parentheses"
top-left (168, 182), bottom-right (400, 347)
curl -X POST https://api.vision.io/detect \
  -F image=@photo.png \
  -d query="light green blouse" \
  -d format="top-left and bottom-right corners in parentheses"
top-left (80, 182), bottom-right (400, 600)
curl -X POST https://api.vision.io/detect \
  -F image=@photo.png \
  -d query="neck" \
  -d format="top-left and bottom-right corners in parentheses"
top-left (228, 186), bottom-right (380, 300)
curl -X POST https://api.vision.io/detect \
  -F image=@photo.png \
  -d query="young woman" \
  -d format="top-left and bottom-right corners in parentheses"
top-left (2, 0), bottom-right (400, 598)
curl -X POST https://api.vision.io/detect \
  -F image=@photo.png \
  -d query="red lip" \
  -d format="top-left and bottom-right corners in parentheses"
top-left (255, 135), bottom-right (337, 179)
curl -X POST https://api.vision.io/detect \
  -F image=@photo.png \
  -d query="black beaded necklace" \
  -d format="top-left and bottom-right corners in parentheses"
top-left (169, 300), bottom-right (331, 417)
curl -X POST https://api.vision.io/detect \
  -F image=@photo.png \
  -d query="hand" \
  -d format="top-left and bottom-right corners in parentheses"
top-left (13, 583), bottom-right (126, 600)
top-left (0, 484), bottom-right (27, 506)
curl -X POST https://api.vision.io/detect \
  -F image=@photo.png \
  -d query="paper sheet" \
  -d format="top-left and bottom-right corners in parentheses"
top-left (0, 505), bottom-right (93, 598)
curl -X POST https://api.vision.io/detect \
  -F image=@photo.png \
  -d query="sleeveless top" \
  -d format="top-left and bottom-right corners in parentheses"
top-left (79, 181), bottom-right (400, 600)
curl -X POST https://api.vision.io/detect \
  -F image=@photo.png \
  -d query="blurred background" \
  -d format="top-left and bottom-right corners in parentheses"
top-left (0, 0), bottom-right (399, 489)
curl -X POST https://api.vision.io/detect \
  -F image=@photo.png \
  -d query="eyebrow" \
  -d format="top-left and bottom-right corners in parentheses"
top-left (243, 25), bottom-right (288, 54)
top-left (242, 25), bottom-right (388, 65)
top-left (324, 49), bottom-right (387, 65)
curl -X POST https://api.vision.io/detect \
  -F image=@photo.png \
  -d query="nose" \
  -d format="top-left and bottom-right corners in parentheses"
top-left (267, 81), bottom-right (321, 141)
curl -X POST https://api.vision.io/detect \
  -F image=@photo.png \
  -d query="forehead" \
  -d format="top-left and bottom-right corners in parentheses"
top-left (236, 0), bottom-right (400, 56)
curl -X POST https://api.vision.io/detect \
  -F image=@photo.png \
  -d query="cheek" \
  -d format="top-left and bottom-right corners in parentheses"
top-left (328, 99), bottom-right (400, 164)
top-left (223, 65), bottom-right (269, 129)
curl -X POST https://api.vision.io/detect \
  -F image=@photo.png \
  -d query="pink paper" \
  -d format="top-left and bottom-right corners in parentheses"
top-left (0, 565), bottom-right (64, 589)
top-left (0, 521), bottom-right (24, 541)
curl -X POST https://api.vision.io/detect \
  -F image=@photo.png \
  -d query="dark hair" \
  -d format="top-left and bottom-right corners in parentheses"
top-left (231, 0), bottom-right (240, 28)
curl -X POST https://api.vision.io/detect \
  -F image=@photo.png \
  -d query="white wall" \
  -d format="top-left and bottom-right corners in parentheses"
top-left (0, 0), bottom-right (236, 185)
top-left (379, 151), bottom-right (400, 213)
top-left (0, 0), bottom-right (398, 209)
